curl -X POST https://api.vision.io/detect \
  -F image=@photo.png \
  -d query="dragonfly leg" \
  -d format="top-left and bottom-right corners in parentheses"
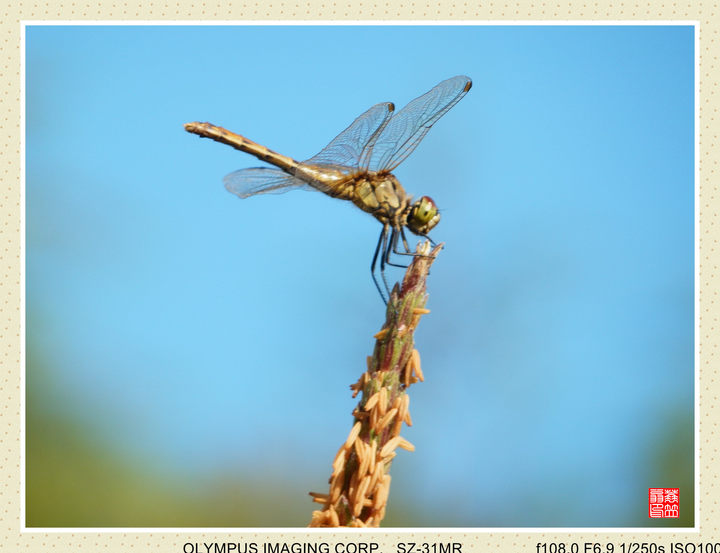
top-left (385, 227), bottom-right (409, 269)
top-left (401, 227), bottom-right (412, 253)
top-left (392, 227), bottom-right (416, 256)
top-left (371, 224), bottom-right (390, 305)
top-left (391, 227), bottom-right (433, 258)
top-left (378, 224), bottom-right (395, 302)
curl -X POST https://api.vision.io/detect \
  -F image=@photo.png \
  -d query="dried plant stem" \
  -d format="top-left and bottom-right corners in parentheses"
top-left (309, 241), bottom-right (442, 528)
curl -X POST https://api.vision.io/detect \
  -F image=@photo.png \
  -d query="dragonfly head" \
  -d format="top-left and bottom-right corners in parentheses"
top-left (406, 196), bottom-right (440, 235)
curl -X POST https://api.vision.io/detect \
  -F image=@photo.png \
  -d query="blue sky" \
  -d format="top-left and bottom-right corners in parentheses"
top-left (25, 24), bottom-right (694, 526)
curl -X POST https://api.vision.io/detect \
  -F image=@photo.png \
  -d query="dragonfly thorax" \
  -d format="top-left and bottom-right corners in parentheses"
top-left (351, 173), bottom-right (409, 224)
top-left (350, 174), bottom-right (440, 236)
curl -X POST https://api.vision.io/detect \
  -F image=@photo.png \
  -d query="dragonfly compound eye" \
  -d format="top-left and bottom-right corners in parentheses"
top-left (407, 195), bottom-right (441, 235)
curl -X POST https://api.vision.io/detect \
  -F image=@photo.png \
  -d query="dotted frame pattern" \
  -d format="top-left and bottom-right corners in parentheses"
top-left (1, 2), bottom-right (716, 552)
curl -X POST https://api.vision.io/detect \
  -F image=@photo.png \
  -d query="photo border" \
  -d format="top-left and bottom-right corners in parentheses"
top-left (6, 12), bottom-right (709, 552)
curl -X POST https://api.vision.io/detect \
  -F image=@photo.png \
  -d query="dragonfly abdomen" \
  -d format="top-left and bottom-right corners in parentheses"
top-left (184, 122), bottom-right (299, 174)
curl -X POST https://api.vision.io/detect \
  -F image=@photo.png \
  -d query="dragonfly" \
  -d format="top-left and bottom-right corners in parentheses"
top-left (184, 75), bottom-right (472, 304)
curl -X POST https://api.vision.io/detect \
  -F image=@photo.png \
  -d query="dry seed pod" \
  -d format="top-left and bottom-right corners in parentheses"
top-left (344, 422), bottom-right (361, 449)
top-left (307, 242), bottom-right (442, 527)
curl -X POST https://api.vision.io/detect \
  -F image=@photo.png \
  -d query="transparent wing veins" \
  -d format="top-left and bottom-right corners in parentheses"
top-left (303, 102), bottom-right (394, 173)
top-left (365, 75), bottom-right (472, 173)
top-left (221, 77), bottom-right (471, 200)
top-left (223, 167), bottom-right (308, 198)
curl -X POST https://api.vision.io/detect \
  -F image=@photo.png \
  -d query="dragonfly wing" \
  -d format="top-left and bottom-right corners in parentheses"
top-left (304, 102), bottom-right (394, 172)
top-left (365, 75), bottom-right (472, 173)
top-left (223, 167), bottom-right (309, 198)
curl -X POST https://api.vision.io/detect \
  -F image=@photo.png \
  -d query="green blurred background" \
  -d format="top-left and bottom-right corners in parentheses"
top-left (26, 333), bottom-right (694, 526)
